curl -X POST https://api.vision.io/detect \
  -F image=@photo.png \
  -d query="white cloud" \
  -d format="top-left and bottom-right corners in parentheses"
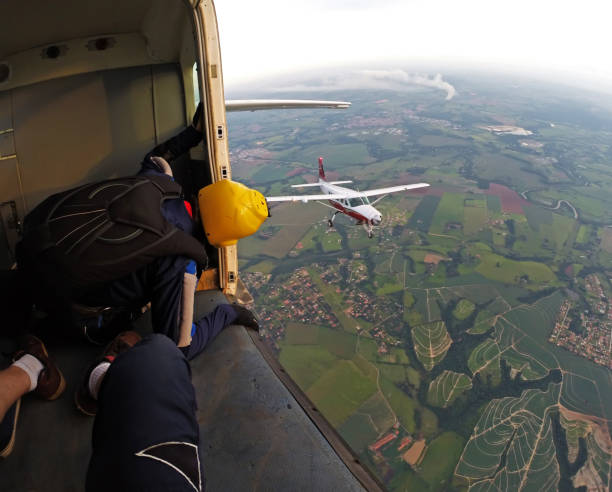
top-left (360, 71), bottom-right (456, 100)
top-left (255, 69), bottom-right (457, 100)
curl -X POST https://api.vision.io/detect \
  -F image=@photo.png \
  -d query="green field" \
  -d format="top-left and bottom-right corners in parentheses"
top-left (419, 432), bottom-right (466, 491)
top-left (427, 371), bottom-right (473, 408)
top-left (452, 299), bottom-right (475, 320)
top-left (321, 232), bottom-right (343, 252)
top-left (241, 202), bottom-right (324, 259)
top-left (411, 321), bottom-right (452, 371)
top-left (284, 322), bottom-right (320, 344)
top-left (463, 197), bottom-right (488, 235)
top-left (467, 338), bottom-right (500, 375)
top-left (429, 193), bottom-right (465, 234)
top-left (380, 376), bottom-right (418, 433)
top-left (337, 413), bottom-right (378, 454)
top-left (244, 259), bottom-right (277, 273)
top-left (456, 384), bottom-right (561, 490)
top-left (278, 344), bottom-right (338, 390)
top-left (474, 251), bottom-right (557, 286)
top-left (306, 359), bottom-right (377, 426)
top-left (408, 195), bottom-right (441, 232)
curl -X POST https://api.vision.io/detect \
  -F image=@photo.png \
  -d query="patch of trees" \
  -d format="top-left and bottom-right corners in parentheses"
top-left (365, 141), bottom-right (400, 160)
top-left (409, 167), bottom-right (427, 175)
top-left (443, 250), bottom-right (462, 278)
top-left (550, 412), bottom-right (588, 492)
top-left (517, 287), bottom-right (558, 304)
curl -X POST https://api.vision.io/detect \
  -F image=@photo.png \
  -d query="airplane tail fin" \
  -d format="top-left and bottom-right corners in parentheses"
top-left (318, 157), bottom-right (326, 181)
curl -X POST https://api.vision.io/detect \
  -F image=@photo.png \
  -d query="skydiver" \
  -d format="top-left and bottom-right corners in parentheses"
top-left (14, 103), bottom-right (265, 363)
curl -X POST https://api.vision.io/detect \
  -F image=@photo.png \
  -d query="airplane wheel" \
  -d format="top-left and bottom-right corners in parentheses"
top-left (328, 219), bottom-right (333, 228)
top-left (368, 232), bottom-right (373, 239)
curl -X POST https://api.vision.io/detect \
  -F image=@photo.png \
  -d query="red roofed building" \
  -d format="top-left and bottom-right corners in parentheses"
top-left (368, 432), bottom-right (398, 452)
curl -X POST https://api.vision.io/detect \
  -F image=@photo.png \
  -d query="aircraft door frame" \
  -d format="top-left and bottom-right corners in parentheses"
top-left (191, 0), bottom-right (238, 295)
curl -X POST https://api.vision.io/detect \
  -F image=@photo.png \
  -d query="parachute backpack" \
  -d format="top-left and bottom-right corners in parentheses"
top-left (17, 175), bottom-right (208, 292)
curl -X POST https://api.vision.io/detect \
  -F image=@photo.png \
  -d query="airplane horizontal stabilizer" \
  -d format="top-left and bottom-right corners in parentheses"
top-left (291, 181), bottom-right (352, 188)
top-left (266, 193), bottom-right (353, 203)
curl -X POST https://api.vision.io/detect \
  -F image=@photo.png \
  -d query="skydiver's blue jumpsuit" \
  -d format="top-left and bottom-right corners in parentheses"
top-left (78, 125), bottom-right (237, 360)
top-left (87, 334), bottom-right (206, 491)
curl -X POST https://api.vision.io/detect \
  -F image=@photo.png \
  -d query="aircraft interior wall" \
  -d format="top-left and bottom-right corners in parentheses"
top-left (0, 62), bottom-right (209, 269)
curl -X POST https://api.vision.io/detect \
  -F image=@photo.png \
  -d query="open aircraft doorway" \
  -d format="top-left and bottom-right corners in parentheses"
top-left (0, 1), bottom-right (381, 490)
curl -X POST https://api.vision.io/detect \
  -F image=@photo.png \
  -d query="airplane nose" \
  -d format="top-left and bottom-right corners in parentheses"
top-left (372, 215), bottom-right (382, 225)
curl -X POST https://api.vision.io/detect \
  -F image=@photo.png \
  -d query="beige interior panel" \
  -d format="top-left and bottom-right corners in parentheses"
top-left (10, 64), bottom-right (184, 212)
top-left (152, 64), bottom-right (186, 143)
top-left (0, 1), bottom-right (150, 59)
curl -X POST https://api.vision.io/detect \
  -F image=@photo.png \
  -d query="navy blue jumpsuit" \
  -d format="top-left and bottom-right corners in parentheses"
top-left (86, 334), bottom-right (206, 491)
top-left (78, 125), bottom-right (237, 360)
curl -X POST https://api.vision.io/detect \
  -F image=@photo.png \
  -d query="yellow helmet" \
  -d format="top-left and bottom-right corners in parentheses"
top-left (198, 179), bottom-right (269, 247)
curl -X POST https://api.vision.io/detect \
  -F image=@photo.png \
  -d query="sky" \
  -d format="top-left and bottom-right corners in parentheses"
top-left (214, 0), bottom-right (612, 94)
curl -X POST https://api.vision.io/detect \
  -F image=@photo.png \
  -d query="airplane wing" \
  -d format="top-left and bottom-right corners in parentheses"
top-left (358, 183), bottom-right (430, 197)
top-left (266, 193), bottom-right (350, 203)
top-left (266, 184), bottom-right (429, 203)
top-left (226, 100), bottom-right (351, 112)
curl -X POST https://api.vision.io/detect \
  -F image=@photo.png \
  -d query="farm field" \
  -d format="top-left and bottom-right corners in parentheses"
top-left (411, 321), bottom-right (453, 371)
top-left (427, 371), bottom-right (472, 408)
top-left (230, 80), bottom-right (612, 492)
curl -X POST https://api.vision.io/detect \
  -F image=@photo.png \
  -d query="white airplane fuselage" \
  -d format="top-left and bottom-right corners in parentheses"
top-left (320, 181), bottom-right (382, 226)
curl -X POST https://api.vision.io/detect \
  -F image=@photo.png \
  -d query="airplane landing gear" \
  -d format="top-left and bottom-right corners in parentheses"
top-left (368, 231), bottom-right (373, 239)
top-left (363, 221), bottom-right (374, 238)
top-left (328, 211), bottom-right (340, 228)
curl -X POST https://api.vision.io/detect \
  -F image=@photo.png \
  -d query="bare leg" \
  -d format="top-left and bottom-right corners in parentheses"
top-left (0, 366), bottom-right (30, 422)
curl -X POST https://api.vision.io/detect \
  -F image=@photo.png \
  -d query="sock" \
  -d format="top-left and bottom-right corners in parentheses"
top-left (13, 354), bottom-right (44, 392)
top-left (88, 361), bottom-right (111, 400)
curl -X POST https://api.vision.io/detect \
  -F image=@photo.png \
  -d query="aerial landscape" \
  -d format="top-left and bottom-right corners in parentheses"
top-left (227, 71), bottom-right (612, 491)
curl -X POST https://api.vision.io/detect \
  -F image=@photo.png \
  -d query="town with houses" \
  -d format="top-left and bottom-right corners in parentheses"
top-left (549, 273), bottom-right (612, 369)
top-left (243, 262), bottom-right (403, 354)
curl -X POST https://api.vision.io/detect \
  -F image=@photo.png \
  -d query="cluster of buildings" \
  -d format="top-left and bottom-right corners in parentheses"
top-left (242, 262), bottom-right (403, 355)
top-left (404, 109), bottom-right (460, 130)
top-left (345, 287), bottom-right (402, 326)
top-left (347, 259), bottom-right (368, 283)
top-left (368, 424), bottom-right (427, 468)
top-left (479, 124), bottom-right (533, 136)
top-left (243, 268), bottom-right (340, 344)
top-left (549, 278), bottom-right (612, 369)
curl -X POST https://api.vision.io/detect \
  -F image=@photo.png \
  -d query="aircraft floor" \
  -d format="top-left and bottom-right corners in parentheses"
top-left (0, 291), bottom-right (365, 491)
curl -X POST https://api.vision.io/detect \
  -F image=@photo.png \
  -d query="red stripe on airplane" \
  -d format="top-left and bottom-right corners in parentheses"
top-left (330, 201), bottom-right (367, 222)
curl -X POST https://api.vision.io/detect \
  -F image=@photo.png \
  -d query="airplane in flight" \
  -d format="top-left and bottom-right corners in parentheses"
top-left (267, 157), bottom-right (430, 238)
